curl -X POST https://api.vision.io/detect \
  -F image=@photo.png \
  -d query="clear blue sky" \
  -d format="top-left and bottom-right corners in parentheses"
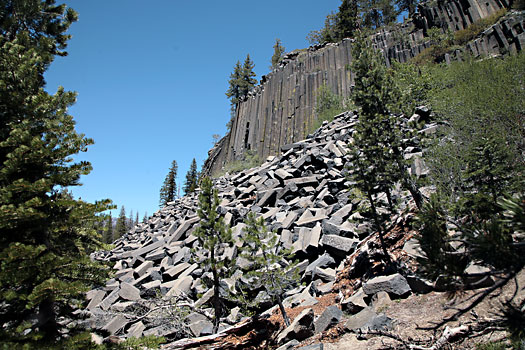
top-left (45, 0), bottom-right (342, 220)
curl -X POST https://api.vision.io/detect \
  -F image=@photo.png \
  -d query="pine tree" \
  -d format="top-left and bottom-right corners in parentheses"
top-left (307, 12), bottom-right (339, 44)
top-left (183, 158), bottom-right (199, 194)
top-left (135, 211), bottom-right (139, 226)
top-left (194, 177), bottom-right (235, 333)
top-left (105, 212), bottom-right (114, 243)
top-left (240, 54), bottom-right (257, 99)
top-left (357, 0), bottom-right (398, 29)
top-left (396, 0), bottom-right (418, 18)
top-left (160, 160), bottom-right (178, 207)
top-left (128, 209), bottom-right (134, 230)
top-left (241, 213), bottom-right (300, 326)
top-left (0, 1), bottom-right (111, 345)
top-left (348, 33), bottom-right (422, 262)
top-left (336, 0), bottom-right (359, 39)
top-left (270, 38), bottom-right (285, 69)
top-left (225, 60), bottom-right (243, 109)
top-left (115, 206), bottom-right (128, 239)
top-left (143, 212), bottom-right (148, 223)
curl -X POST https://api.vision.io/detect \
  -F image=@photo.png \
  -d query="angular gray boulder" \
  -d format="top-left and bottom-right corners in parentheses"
top-left (277, 308), bottom-right (315, 344)
top-left (362, 273), bottom-right (411, 297)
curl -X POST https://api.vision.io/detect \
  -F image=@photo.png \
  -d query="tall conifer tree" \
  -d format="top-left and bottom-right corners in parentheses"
top-left (160, 160), bottom-right (178, 207)
top-left (0, 1), bottom-right (111, 345)
top-left (183, 158), bottom-right (199, 194)
top-left (337, 0), bottom-right (359, 39)
top-left (114, 205), bottom-right (128, 239)
top-left (348, 33), bottom-right (422, 262)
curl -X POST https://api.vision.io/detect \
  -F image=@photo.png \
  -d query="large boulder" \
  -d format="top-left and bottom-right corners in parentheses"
top-left (314, 305), bottom-right (343, 333)
top-left (362, 273), bottom-right (411, 297)
top-left (344, 307), bottom-right (392, 332)
top-left (277, 308), bottom-right (315, 344)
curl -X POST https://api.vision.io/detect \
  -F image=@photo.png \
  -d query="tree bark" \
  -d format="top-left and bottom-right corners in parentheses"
top-left (276, 295), bottom-right (290, 326)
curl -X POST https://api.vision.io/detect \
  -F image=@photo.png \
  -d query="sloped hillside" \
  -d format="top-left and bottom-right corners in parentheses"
top-left (83, 111), bottom-right (438, 344)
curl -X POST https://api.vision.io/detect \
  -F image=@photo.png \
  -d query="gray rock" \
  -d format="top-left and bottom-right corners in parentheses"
top-left (344, 307), bottom-right (392, 332)
top-left (371, 291), bottom-right (391, 313)
top-left (464, 263), bottom-right (495, 289)
top-left (103, 315), bottom-right (128, 335)
top-left (406, 275), bottom-right (434, 294)
top-left (86, 290), bottom-right (106, 311)
top-left (126, 321), bottom-right (145, 338)
top-left (320, 235), bottom-right (358, 258)
top-left (304, 252), bottom-right (335, 280)
top-left (341, 288), bottom-right (367, 314)
top-left (119, 282), bottom-right (141, 301)
top-left (314, 305), bottom-right (342, 333)
top-left (99, 288), bottom-right (120, 311)
top-left (277, 308), bottom-right (315, 344)
top-left (276, 340), bottom-right (300, 350)
top-left (165, 275), bottom-right (193, 298)
top-left (298, 344), bottom-right (324, 350)
top-left (189, 319), bottom-right (214, 337)
top-left (363, 274), bottom-right (411, 297)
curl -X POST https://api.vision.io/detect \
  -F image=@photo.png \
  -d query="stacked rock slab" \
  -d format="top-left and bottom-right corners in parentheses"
top-left (85, 112), bottom-right (431, 339)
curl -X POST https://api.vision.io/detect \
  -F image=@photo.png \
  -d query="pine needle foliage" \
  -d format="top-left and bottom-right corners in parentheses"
top-left (194, 177), bottom-right (235, 333)
top-left (0, 1), bottom-right (112, 345)
top-left (270, 38), bottom-right (285, 70)
top-left (183, 158), bottom-right (199, 194)
top-left (241, 212), bottom-right (300, 326)
top-left (348, 33), bottom-right (423, 262)
top-left (160, 160), bottom-right (178, 207)
top-left (415, 54), bottom-right (525, 290)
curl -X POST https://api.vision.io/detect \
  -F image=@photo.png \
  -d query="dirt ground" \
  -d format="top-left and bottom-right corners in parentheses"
top-left (315, 268), bottom-right (525, 350)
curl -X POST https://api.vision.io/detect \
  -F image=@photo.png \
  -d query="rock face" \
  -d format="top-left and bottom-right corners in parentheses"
top-left (202, 0), bottom-right (523, 176)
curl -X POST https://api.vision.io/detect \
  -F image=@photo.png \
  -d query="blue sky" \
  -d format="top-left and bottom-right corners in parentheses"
top-left (45, 0), bottom-right (342, 219)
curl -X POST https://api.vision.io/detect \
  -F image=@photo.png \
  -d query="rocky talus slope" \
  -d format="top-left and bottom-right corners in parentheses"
top-left (82, 112), bottom-right (495, 349)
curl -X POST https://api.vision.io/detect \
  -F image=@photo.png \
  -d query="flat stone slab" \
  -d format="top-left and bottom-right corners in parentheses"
top-left (119, 282), bottom-right (141, 301)
top-left (103, 315), bottom-right (128, 335)
top-left (320, 235), bottom-right (358, 258)
top-left (344, 307), bottom-right (392, 332)
top-left (362, 273), bottom-right (411, 297)
top-left (314, 305), bottom-right (342, 333)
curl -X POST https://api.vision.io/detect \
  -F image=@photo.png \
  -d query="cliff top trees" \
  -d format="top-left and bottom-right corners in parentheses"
top-left (225, 54), bottom-right (257, 128)
top-left (337, 0), bottom-right (359, 39)
top-left (307, 0), bottom-right (401, 44)
top-left (160, 160), bottom-right (178, 207)
top-left (270, 38), bottom-right (285, 69)
top-left (0, 0), bottom-right (111, 345)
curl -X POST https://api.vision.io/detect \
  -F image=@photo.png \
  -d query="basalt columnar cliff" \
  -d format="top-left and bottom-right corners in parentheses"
top-left (202, 0), bottom-right (524, 176)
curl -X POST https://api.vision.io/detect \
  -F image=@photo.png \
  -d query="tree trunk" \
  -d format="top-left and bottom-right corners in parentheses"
top-left (276, 295), bottom-right (290, 326)
top-left (211, 247), bottom-right (221, 334)
top-left (38, 298), bottom-right (58, 340)
top-left (367, 191), bottom-right (392, 264)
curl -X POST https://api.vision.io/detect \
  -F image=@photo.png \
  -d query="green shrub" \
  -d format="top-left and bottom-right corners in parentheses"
top-left (311, 84), bottom-right (345, 131)
top-left (215, 149), bottom-right (260, 177)
top-left (454, 8), bottom-right (507, 45)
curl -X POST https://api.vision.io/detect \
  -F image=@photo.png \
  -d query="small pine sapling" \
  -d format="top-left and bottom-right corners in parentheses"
top-left (194, 177), bottom-right (235, 333)
top-left (241, 212), bottom-right (300, 326)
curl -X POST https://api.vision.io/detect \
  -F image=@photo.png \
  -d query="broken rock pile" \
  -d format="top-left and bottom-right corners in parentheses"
top-left (84, 111), bottom-right (433, 341)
